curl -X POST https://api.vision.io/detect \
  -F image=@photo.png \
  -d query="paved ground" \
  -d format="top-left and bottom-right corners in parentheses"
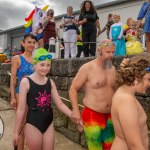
top-left (0, 98), bottom-right (86, 150)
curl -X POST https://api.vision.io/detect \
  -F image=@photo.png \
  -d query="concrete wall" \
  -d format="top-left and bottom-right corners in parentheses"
top-left (0, 55), bottom-right (150, 148)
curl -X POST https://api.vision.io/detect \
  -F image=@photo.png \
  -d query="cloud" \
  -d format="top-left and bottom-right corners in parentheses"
top-left (0, 0), bottom-right (34, 30)
top-left (0, 0), bottom-right (113, 30)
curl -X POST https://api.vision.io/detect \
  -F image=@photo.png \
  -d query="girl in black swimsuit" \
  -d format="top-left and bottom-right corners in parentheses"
top-left (13, 48), bottom-right (72, 150)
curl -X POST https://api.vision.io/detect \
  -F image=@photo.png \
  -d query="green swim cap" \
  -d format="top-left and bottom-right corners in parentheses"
top-left (33, 48), bottom-right (52, 64)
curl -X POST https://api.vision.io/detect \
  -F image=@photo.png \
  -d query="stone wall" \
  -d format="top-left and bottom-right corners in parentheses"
top-left (0, 55), bottom-right (150, 148)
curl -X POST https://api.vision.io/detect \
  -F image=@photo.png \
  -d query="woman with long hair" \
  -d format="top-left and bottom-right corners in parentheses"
top-left (79, 0), bottom-right (101, 57)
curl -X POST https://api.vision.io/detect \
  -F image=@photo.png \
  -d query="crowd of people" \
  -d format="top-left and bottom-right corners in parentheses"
top-left (6, 0), bottom-right (150, 150)
top-left (1, 0), bottom-right (150, 60)
top-left (30, 0), bottom-right (149, 58)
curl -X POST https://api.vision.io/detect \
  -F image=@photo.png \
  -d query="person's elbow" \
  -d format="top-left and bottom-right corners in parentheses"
top-left (10, 76), bottom-right (16, 87)
top-left (69, 85), bottom-right (78, 97)
top-left (16, 106), bottom-right (25, 117)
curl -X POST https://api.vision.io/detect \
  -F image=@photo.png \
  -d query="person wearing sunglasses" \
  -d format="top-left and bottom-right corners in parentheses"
top-left (43, 9), bottom-right (58, 51)
top-left (69, 39), bottom-right (116, 150)
top-left (111, 56), bottom-right (150, 150)
top-left (13, 48), bottom-right (72, 150)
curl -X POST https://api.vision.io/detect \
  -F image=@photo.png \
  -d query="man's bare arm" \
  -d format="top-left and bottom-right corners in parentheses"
top-left (69, 65), bottom-right (88, 124)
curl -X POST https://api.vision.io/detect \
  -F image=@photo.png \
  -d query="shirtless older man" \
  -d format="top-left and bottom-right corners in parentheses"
top-left (69, 39), bottom-right (116, 150)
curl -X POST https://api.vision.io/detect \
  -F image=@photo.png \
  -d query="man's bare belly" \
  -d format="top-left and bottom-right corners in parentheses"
top-left (82, 86), bottom-right (114, 113)
top-left (83, 97), bottom-right (112, 113)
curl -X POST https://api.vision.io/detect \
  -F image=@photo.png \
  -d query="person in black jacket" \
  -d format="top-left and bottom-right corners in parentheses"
top-left (79, 0), bottom-right (101, 57)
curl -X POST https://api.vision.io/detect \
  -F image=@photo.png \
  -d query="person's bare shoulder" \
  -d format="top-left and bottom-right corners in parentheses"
top-left (82, 60), bottom-right (95, 69)
top-left (20, 77), bottom-right (30, 90)
top-left (112, 90), bottom-right (136, 110)
top-left (11, 55), bottom-right (20, 65)
top-left (78, 61), bottom-right (93, 73)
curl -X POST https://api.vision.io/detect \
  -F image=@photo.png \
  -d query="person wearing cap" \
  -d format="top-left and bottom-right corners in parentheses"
top-left (69, 39), bottom-right (116, 150)
top-left (111, 56), bottom-right (150, 150)
top-left (13, 48), bottom-right (72, 150)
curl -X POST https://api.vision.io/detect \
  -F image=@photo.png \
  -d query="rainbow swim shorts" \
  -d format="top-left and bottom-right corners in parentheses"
top-left (81, 107), bottom-right (115, 150)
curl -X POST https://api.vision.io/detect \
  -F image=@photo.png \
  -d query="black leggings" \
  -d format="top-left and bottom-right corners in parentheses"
top-left (82, 29), bottom-right (97, 57)
top-left (76, 45), bottom-right (83, 57)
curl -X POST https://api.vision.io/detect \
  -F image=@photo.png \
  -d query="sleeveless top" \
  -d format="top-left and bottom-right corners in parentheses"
top-left (26, 77), bottom-right (53, 133)
top-left (16, 55), bottom-right (34, 93)
top-left (26, 77), bottom-right (52, 110)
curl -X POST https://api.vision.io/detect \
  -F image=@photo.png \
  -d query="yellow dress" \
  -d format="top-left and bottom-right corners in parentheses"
top-left (123, 24), bottom-right (129, 31)
top-left (126, 29), bottom-right (144, 55)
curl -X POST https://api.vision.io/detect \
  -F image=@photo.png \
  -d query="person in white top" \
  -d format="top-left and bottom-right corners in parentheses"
top-left (60, 6), bottom-right (78, 58)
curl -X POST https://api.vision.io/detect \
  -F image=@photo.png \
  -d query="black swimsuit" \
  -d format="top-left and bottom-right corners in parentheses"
top-left (26, 77), bottom-right (53, 134)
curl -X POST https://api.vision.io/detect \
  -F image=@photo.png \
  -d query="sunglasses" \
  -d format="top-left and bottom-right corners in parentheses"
top-left (145, 67), bottom-right (150, 72)
top-left (100, 42), bottom-right (115, 47)
top-left (37, 54), bottom-right (52, 61)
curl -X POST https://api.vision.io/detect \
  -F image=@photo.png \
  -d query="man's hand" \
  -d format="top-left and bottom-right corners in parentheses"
top-left (10, 98), bottom-right (17, 110)
top-left (77, 120), bottom-right (84, 133)
top-left (13, 132), bottom-right (19, 149)
top-left (71, 109), bottom-right (81, 124)
top-left (120, 58), bottom-right (130, 69)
